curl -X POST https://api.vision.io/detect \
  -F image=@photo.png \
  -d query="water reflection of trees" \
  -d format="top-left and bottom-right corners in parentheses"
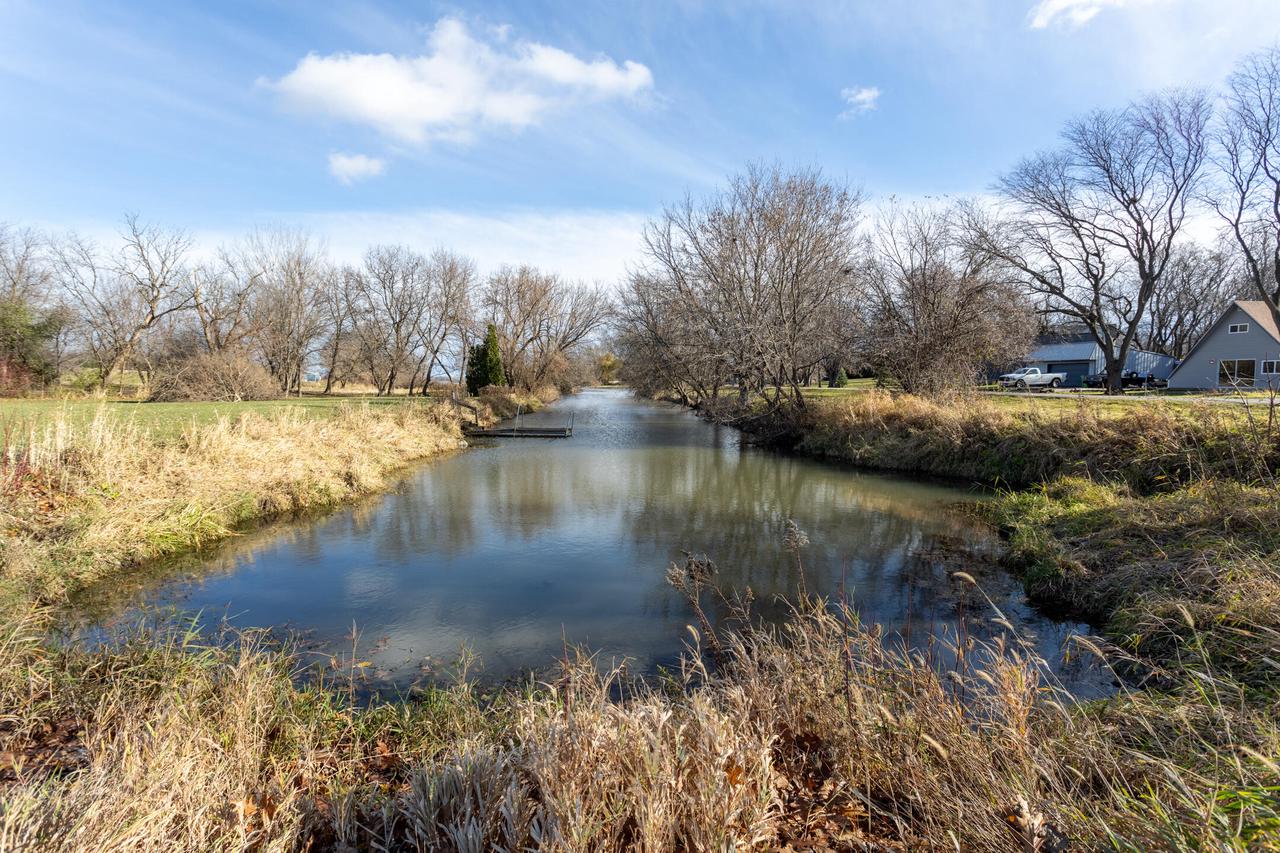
top-left (118, 428), bottom-right (996, 633)
top-left (68, 389), bottom-right (1108, 696)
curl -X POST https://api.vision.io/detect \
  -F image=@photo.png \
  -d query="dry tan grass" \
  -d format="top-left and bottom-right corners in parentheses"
top-left (2, 388), bottom-right (1277, 850)
top-left (1, 596), bottom-right (1276, 851)
top-left (474, 384), bottom-right (562, 421)
top-left (0, 401), bottom-right (466, 605)
top-left (796, 390), bottom-right (1273, 490)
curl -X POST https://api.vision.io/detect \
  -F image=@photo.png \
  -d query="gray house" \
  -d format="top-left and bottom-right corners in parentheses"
top-left (1023, 328), bottom-right (1180, 388)
top-left (1167, 301), bottom-right (1280, 390)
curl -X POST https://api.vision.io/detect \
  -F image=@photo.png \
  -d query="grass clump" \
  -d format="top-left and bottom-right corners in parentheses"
top-left (988, 476), bottom-right (1280, 689)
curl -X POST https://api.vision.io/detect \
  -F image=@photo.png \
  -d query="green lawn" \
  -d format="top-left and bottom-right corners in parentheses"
top-left (0, 395), bottom-right (431, 438)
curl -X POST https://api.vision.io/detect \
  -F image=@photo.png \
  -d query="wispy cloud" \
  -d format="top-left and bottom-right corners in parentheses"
top-left (328, 152), bottom-right (386, 185)
top-left (839, 85), bottom-right (881, 118)
top-left (158, 208), bottom-right (650, 282)
top-left (1027, 0), bottom-right (1151, 30)
top-left (267, 17), bottom-right (654, 145)
top-left (297, 208), bottom-right (650, 281)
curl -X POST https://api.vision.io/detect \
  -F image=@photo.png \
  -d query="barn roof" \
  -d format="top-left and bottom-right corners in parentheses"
top-left (1028, 341), bottom-right (1100, 362)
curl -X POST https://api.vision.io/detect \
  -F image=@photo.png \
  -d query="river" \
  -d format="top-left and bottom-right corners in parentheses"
top-left (85, 388), bottom-right (1110, 695)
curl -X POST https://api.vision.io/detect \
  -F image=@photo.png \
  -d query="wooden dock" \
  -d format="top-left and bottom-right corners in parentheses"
top-left (464, 425), bottom-right (573, 438)
top-left (464, 410), bottom-right (575, 439)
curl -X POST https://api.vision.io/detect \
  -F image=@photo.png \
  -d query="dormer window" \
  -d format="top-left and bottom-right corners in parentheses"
top-left (1229, 323), bottom-right (1249, 334)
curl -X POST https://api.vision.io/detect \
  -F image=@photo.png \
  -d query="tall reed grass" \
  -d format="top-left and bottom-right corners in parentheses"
top-left (1, 590), bottom-right (1276, 850)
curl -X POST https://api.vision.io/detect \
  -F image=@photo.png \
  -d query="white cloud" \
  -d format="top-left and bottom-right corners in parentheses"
top-left (840, 85), bottom-right (881, 118)
top-left (327, 152), bottom-right (386, 185)
top-left (268, 17), bottom-right (654, 144)
top-left (1027, 0), bottom-right (1153, 30)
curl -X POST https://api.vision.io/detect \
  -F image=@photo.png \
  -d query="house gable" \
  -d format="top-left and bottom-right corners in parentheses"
top-left (1167, 302), bottom-right (1280, 390)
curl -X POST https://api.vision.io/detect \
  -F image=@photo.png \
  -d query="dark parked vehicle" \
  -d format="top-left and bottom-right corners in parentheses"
top-left (1083, 370), bottom-right (1167, 389)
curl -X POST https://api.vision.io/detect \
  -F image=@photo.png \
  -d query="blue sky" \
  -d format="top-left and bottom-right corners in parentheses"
top-left (1, 0), bottom-right (1278, 279)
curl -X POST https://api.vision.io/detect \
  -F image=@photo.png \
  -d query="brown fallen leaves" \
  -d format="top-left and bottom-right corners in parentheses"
top-left (0, 716), bottom-right (86, 787)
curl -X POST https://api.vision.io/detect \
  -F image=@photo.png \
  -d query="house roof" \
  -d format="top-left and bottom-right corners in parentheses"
top-left (1028, 341), bottom-right (1100, 362)
top-left (1169, 300), bottom-right (1280, 379)
top-left (1236, 301), bottom-right (1280, 343)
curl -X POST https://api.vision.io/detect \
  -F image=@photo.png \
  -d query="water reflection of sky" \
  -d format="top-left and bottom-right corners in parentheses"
top-left (82, 388), bottom-right (1114, 697)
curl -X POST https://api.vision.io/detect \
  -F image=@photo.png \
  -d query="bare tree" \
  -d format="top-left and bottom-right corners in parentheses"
top-left (346, 245), bottom-right (431, 395)
top-left (621, 163), bottom-right (862, 413)
top-left (0, 224), bottom-right (52, 306)
top-left (970, 91), bottom-right (1209, 394)
top-left (189, 245), bottom-right (261, 354)
top-left (409, 249), bottom-right (477, 394)
top-left (53, 215), bottom-right (193, 388)
top-left (1140, 242), bottom-right (1242, 357)
top-left (529, 280), bottom-right (613, 387)
top-left (245, 228), bottom-right (327, 395)
top-left (318, 265), bottom-right (357, 394)
top-left (862, 203), bottom-right (1032, 394)
top-left (616, 271), bottom-right (728, 405)
top-left (1211, 46), bottom-right (1280, 331)
top-left (481, 265), bottom-right (611, 390)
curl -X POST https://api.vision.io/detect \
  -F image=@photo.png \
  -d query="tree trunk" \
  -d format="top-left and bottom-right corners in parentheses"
top-left (1104, 360), bottom-right (1125, 396)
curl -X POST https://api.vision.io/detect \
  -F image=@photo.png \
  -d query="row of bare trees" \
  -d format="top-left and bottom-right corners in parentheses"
top-left (0, 218), bottom-right (611, 399)
top-left (616, 172), bottom-right (1034, 406)
top-left (618, 46), bottom-right (1280, 404)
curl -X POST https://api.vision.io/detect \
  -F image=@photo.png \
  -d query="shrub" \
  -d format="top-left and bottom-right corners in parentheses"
top-left (0, 297), bottom-right (65, 394)
top-left (147, 351), bottom-right (278, 402)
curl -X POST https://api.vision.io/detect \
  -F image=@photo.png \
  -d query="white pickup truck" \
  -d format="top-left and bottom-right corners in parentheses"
top-left (997, 367), bottom-right (1066, 391)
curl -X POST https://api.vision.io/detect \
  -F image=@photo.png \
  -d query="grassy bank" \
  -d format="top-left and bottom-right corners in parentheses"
top-left (0, 386), bottom-right (558, 607)
top-left (989, 477), bottom-right (1280, 686)
top-left (792, 389), bottom-right (1275, 490)
top-left (785, 391), bottom-right (1280, 669)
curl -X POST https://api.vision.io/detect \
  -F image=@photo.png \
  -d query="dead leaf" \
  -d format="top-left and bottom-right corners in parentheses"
top-left (234, 798), bottom-right (258, 822)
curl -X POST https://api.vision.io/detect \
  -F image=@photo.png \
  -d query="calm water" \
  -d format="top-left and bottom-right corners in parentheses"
top-left (86, 388), bottom-right (1109, 694)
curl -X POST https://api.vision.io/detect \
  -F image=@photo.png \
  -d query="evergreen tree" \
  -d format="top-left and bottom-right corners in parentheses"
top-left (465, 323), bottom-right (506, 394)
top-left (0, 297), bottom-right (64, 393)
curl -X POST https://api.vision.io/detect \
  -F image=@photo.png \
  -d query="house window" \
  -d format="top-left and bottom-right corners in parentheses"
top-left (1219, 359), bottom-right (1257, 386)
top-left (1263, 361), bottom-right (1280, 375)
top-left (1229, 323), bottom-right (1249, 334)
